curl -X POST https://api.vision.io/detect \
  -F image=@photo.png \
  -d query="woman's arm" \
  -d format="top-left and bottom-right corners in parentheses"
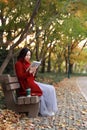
top-left (15, 61), bottom-right (31, 80)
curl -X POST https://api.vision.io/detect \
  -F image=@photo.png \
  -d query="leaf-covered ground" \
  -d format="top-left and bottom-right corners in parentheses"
top-left (0, 77), bottom-right (87, 130)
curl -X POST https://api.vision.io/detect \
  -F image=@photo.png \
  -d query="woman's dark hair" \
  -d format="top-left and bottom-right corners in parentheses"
top-left (17, 47), bottom-right (31, 60)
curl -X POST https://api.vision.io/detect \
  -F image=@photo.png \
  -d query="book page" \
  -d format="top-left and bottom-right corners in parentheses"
top-left (26, 60), bottom-right (41, 72)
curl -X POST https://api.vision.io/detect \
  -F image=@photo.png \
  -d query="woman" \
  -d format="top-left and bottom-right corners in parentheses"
top-left (15, 47), bottom-right (58, 116)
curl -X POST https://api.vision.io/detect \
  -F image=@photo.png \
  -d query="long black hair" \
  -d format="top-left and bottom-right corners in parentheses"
top-left (17, 47), bottom-right (31, 60)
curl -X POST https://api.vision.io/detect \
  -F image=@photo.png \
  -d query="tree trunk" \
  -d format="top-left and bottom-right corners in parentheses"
top-left (69, 63), bottom-right (73, 74)
top-left (35, 26), bottom-right (40, 60)
top-left (0, 49), bottom-right (13, 74)
top-left (0, 8), bottom-right (5, 44)
top-left (41, 59), bottom-right (45, 73)
top-left (65, 57), bottom-right (68, 74)
top-left (47, 52), bottom-right (51, 72)
top-left (58, 63), bottom-right (61, 73)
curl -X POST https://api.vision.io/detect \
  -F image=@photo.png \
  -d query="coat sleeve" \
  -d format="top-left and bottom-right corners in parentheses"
top-left (15, 61), bottom-right (32, 80)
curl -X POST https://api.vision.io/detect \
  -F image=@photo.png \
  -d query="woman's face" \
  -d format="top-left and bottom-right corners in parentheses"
top-left (24, 51), bottom-right (31, 62)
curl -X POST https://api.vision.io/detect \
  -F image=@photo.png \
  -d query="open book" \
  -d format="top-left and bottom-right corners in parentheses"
top-left (30, 60), bottom-right (41, 67)
top-left (26, 60), bottom-right (41, 72)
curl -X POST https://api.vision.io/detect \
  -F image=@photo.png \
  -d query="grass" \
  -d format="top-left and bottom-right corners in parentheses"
top-left (37, 72), bottom-right (87, 83)
top-left (37, 72), bottom-right (68, 83)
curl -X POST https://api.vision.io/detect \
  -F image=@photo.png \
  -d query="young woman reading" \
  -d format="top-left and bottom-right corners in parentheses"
top-left (15, 47), bottom-right (58, 116)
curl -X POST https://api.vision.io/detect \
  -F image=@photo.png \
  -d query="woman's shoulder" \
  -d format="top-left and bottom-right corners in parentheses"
top-left (15, 60), bottom-right (23, 66)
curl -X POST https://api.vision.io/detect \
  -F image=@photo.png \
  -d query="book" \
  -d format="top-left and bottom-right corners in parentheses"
top-left (26, 60), bottom-right (41, 72)
top-left (30, 60), bottom-right (41, 67)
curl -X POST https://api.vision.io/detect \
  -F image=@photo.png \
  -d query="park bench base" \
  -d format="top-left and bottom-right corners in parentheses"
top-left (0, 74), bottom-right (40, 117)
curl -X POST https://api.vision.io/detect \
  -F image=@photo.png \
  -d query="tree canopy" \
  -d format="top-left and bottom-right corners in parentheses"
top-left (0, 0), bottom-right (87, 74)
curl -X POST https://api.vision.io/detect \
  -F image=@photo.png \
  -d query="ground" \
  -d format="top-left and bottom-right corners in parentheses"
top-left (0, 77), bottom-right (87, 130)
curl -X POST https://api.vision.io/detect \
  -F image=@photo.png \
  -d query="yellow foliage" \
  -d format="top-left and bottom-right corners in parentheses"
top-left (0, 0), bottom-right (8, 3)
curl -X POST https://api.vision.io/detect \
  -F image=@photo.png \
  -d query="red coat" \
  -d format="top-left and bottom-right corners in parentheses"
top-left (15, 59), bottom-right (43, 96)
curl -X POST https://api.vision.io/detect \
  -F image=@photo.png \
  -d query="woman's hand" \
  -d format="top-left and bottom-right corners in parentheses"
top-left (29, 66), bottom-right (38, 76)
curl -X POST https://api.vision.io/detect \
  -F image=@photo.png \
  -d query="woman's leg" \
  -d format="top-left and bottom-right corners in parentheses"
top-left (35, 81), bottom-right (58, 116)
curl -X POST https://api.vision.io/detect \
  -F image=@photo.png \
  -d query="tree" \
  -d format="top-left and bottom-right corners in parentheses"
top-left (0, 0), bottom-right (41, 74)
top-left (0, 0), bottom-right (87, 74)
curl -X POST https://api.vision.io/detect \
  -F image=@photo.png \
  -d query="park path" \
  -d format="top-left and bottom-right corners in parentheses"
top-left (0, 77), bottom-right (87, 130)
top-left (77, 76), bottom-right (87, 101)
top-left (27, 77), bottom-right (87, 130)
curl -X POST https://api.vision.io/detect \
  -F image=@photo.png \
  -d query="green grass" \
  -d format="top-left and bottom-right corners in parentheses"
top-left (36, 72), bottom-right (87, 83)
top-left (37, 72), bottom-right (67, 83)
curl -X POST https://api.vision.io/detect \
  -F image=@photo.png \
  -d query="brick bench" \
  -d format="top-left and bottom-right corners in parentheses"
top-left (0, 74), bottom-right (40, 117)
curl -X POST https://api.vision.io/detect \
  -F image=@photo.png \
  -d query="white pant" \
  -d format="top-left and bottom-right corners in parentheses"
top-left (35, 81), bottom-right (58, 116)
